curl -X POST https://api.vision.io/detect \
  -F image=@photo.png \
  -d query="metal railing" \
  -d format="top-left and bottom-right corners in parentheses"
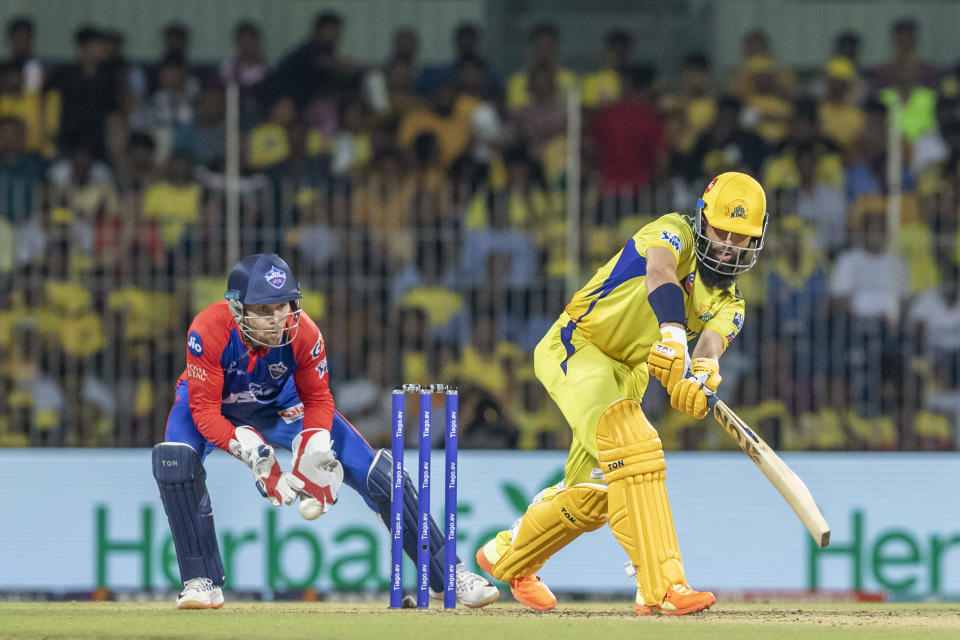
top-left (1, 89), bottom-right (958, 452)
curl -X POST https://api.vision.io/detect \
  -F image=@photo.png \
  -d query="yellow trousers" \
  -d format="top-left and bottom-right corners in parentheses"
top-left (533, 313), bottom-right (650, 486)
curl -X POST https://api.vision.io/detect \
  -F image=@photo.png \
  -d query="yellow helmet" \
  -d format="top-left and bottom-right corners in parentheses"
top-left (694, 172), bottom-right (768, 277)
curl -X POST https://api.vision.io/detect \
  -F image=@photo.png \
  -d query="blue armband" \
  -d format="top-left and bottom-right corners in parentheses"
top-left (647, 283), bottom-right (686, 327)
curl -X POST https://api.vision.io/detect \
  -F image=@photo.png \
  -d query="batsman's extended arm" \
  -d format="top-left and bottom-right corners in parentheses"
top-left (707, 394), bottom-right (831, 548)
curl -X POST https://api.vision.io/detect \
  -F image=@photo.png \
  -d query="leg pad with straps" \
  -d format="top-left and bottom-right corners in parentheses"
top-left (597, 399), bottom-right (685, 605)
top-left (491, 483), bottom-right (607, 581)
top-left (152, 442), bottom-right (225, 586)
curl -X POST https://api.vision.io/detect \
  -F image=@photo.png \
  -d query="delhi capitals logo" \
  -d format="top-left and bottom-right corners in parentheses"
top-left (268, 361), bottom-right (288, 379)
top-left (264, 266), bottom-right (286, 289)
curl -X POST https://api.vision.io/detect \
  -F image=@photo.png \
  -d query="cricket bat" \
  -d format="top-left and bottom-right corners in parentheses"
top-left (708, 395), bottom-right (831, 548)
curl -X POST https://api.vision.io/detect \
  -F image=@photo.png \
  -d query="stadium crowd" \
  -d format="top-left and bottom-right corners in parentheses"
top-left (1, 12), bottom-right (959, 452)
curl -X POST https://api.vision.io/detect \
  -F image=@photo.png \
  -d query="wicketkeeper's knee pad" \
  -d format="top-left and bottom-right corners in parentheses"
top-left (596, 399), bottom-right (685, 605)
top-left (491, 484), bottom-right (607, 581)
top-left (367, 449), bottom-right (451, 593)
top-left (152, 442), bottom-right (225, 586)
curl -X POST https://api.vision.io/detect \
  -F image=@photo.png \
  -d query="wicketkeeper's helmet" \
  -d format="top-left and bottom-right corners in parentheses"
top-left (225, 254), bottom-right (303, 347)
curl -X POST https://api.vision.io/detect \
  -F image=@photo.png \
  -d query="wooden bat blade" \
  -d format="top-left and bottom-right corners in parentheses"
top-left (710, 397), bottom-right (831, 548)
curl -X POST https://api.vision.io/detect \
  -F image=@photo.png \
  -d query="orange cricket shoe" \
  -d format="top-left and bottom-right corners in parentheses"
top-left (634, 583), bottom-right (716, 616)
top-left (475, 543), bottom-right (557, 611)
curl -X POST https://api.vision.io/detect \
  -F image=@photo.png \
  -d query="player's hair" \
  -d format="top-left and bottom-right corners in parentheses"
top-left (605, 29), bottom-right (632, 49)
top-left (835, 31), bottom-right (860, 50)
top-left (893, 18), bottom-right (916, 34)
top-left (164, 22), bottom-right (189, 38)
top-left (6, 16), bottom-right (33, 37)
top-left (74, 26), bottom-right (101, 47)
top-left (234, 21), bottom-right (260, 39)
top-left (682, 51), bottom-right (711, 71)
top-left (627, 64), bottom-right (657, 91)
top-left (528, 23), bottom-right (558, 42)
top-left (314, 11), bottom-right (343, 30)
top-left (126, 131), bottom-right (156, 151)
top-left (717, 95), bottom-right (742, 113)
top-left (455, 22), bottom-right (479, 40)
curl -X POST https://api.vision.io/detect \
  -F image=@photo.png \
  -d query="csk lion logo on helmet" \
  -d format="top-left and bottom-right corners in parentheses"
top-left (727, 200), bottom-right (748, 220)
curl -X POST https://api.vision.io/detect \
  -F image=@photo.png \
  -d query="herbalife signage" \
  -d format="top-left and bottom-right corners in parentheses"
top-left (1, 450), bottom-right (958, 598)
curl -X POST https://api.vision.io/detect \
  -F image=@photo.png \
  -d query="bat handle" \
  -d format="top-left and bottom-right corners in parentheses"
top-left (684, 362), bottom-right (721, 410)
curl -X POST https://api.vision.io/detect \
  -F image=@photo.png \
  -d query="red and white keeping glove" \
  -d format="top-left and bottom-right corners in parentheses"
top-left (290, 429), bottom-right (344, 520)
top-left (228, 426), bottom-right (303, 506)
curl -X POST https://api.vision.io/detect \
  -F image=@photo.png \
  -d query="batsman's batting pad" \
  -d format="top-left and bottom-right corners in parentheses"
top-left (152, 443), bottom-right (225, 586)
top-left (491, 484), bottom-right (607, 581)
top-left (596, 399), bottom-right (685, 605)
top-left (367, 449), bottom-right (451, 593)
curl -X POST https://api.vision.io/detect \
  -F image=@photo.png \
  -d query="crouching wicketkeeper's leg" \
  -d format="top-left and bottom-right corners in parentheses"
top-left (596, 399), bottom-right (714, 615)
top-left (152, 442), bottom-right (226, 609)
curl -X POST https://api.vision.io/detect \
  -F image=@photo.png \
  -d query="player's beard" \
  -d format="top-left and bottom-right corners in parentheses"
top-left (249, 326), bottom-right (284, 347)
top-left (696, 257), bottom-right (737, 291)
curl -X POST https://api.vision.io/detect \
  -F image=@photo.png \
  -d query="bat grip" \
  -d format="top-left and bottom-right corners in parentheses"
top-left (683, 362), bottom-right (721, 410)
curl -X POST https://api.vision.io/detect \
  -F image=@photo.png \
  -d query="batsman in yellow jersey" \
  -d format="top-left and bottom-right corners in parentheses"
top-left (475, 172), bottom-right (769, 616)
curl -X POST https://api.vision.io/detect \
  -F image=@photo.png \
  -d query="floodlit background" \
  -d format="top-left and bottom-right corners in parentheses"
top-left (0, 0), bottom-right (958, 603)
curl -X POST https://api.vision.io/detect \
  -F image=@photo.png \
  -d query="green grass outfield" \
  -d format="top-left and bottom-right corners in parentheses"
top-left (1, 601), bottom-right (959, 640)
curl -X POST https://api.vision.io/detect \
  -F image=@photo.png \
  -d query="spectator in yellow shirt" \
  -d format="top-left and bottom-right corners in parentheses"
top-left (0, 60), bottom-right (50, 155)
top-left (142, 151), bottom-right (200, 250)
top-left (764, 98), bottom-right (845, 193)
top-left (818, 57), bottom-right (865, 156)
top-left (581, 29), bottom-right (632, 109)
top-left (247, 96), bottom-right (296, 169)
top-left (740, 55), bottom-right (794, 144)
top-left (663, 52), bottom-right (716, 158)
top-left (506, 23), bottom-right (576, 110)
top-left (726, 29), bottom-right (796, 99)
top-left (397, 80), bottom-right (471, 167)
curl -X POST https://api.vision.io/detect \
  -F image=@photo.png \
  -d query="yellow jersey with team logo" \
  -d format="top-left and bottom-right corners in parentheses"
top-left (561, 213), bottom-right (745, 366)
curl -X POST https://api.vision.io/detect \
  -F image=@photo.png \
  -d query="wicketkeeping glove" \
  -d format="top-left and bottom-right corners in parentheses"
top-left (290, 428), bottom-right (344, 520)
top-left (648, 325), bottom-right (690, 393)
top-left (228, 426), bottom-right (303, 506)
top-left (670, 358), bottom-right (722, 420)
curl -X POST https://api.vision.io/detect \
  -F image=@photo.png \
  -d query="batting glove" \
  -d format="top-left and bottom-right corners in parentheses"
top-left (670, 358), bottom-right (721, 420)
top-left (648, 325), bottom-right (690, 394)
